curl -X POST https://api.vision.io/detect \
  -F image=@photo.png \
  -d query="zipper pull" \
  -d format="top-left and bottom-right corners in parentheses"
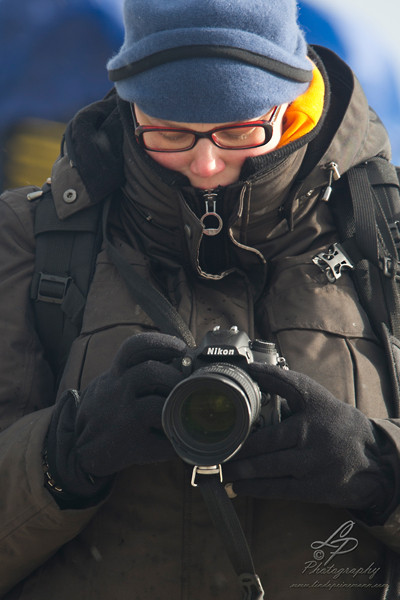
top-left (322, 162), bottom-right (341, 201)
top-left (200, 190), bottom-right (223, 236)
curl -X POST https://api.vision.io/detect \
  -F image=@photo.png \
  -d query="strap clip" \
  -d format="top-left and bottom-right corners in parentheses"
top-left (191, 464), bottom-right (223, 487)
top-left (312, 243), bottom-right (354, 283)
top-left (389, 220), bottom-right (400, 248)
top-left (382, 257), bottom-right (400, 281)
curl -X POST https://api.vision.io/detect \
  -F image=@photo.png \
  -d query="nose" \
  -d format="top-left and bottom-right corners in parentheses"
top-left (189, 139), bottom-right (226, 179)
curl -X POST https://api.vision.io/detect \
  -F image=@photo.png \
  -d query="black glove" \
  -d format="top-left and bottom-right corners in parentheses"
top-left (224, 364), bottom-right (398, 515)
top-left (46, 332), bottom-right (187, 500)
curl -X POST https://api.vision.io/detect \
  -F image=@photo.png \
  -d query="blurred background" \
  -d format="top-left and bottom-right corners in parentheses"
top-left (300, 0), bottom-right (400, 166)
top-left (0, 0), bottom-right (399, 191)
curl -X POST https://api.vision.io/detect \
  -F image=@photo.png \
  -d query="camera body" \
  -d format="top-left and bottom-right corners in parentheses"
top-left (162, 326), bottom-right (284, 467)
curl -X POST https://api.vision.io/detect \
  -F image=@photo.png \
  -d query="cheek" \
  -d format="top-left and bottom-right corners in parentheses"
top-left (244, 146), bottom-right (275, 159)
top-left (145, 150), bottom-right (190, 172)
top-left (220, 148), bottom-right (269, 171)
top-left (221, 144), bottom-right (276, 167)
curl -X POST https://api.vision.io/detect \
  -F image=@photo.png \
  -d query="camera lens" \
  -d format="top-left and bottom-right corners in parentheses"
top-left (162, 363), bottom-right (261, 466)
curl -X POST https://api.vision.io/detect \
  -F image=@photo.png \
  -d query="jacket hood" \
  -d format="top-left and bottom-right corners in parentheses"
top-left (292, 46), bottom-right (391, 197)
top-left (51, 46), bottom-right (391, 296)
top-left (59, 45), bottom-right (390, 209)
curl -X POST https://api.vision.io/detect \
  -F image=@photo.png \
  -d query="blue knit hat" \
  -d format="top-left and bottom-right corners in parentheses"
top-left (107, 0), bottom-right (312, 123)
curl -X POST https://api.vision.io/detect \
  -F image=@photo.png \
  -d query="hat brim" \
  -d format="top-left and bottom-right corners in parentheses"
top-left (114, 58), bottom-right (310, 122)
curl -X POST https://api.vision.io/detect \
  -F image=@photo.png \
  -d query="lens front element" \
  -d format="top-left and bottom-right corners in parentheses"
top-left (181, 390), bottom-right (237, 444)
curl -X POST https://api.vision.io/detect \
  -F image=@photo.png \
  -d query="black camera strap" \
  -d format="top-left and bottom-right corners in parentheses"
top-left (196, 474), bottom-right (265, 600)
top-left (104, 199), bottom-right (264, 598)
top-left (103, 198), bottom-right (196, 348)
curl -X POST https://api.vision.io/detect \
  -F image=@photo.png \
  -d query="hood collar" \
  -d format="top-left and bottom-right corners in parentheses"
top-left (52, 45), bottom-right (391, 289)
top-left (57, 46), bottom-right (390, 219)
top-left (293, 46), bottom-right (391, 197)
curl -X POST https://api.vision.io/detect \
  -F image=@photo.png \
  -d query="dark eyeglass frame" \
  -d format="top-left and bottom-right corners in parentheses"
top-left (131, 104), bottom-right (280, 152)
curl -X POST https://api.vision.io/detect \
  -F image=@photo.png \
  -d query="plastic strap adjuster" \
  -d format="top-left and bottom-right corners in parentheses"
top-left (239, 573), bottom-right (265, 600)
top-left (382, 257), bottom-right (400, 282)
top-left (37, 272), bottom-right (72, 304)
top-left (389, 221), bottom-right (400, 248)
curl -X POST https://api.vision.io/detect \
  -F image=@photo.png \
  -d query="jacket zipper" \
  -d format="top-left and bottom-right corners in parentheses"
top-left (200, 189), bottom-right (223, 236)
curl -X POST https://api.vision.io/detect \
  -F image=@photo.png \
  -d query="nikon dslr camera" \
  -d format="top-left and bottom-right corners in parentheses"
top-left (162, 326), bottom-right (286, 467)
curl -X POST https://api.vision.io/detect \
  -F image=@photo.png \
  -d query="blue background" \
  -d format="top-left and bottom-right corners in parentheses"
top-left (0, 0), bottom-right (399, 162)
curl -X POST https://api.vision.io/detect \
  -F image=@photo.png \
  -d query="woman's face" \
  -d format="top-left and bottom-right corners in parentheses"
top-left (134, 104), bottom-right (287, 189)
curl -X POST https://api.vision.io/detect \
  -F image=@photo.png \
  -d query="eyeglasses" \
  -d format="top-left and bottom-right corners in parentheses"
top-left (131, 104), bottom-right (281, 152)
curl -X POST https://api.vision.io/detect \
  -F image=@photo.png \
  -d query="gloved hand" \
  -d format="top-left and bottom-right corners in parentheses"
top-left (46, 332), bottom-right (187, 500)
top-left (224, 363), bottom-right (397, 514)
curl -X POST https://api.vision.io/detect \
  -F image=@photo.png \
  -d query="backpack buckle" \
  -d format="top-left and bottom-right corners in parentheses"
top-left (382, 257), bottom-right (400, 281)
top-left (312, 243), bottom-right (354, 283)
top-left (37, 273), bottom-right (72, 304)
top-left (389, 221), bottom-right (400, 248)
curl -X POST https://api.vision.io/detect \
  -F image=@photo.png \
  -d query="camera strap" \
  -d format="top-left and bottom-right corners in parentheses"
top-left (196, 474), bottom-right (265, 600)
top-left (104, 198), bottom-right (263, 597)
top-left (103, 198), bottom-right (196, 348)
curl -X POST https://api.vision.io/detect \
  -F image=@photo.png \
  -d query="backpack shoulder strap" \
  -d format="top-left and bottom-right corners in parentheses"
top-left (30, 181), bottom-right (103, 379)
top-left (325, 156), bottom-right (400, 339)
top-left (314, 157), bottom-right (400, 415)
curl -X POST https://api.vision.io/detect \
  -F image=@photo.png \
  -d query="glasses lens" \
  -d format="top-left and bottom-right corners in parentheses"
top-left (213, 124), bottom-right (271, 149)
top-left (141, 129), bottom-right (195, 151)
top-left (139, 122), bottom-right (273, 151)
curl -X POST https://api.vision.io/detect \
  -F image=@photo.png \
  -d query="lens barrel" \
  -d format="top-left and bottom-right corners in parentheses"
top-left (162, 363), bottom-right (262, 466)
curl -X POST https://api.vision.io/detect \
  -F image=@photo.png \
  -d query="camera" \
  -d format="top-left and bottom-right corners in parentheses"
top-left (162, 326), bottom-right (285, 467)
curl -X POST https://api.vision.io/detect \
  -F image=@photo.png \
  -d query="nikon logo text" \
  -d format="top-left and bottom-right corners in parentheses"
top-left (206, 347), bottom-right (235, 356)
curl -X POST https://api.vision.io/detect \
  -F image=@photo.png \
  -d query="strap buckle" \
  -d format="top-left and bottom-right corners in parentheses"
top-left (239, 573), bottom-right (265, 600)
top-left (37, 272), bottom-right (72, 304)
top-left (389, 220), bottom-right (400, 248)
top-left (312, 243), bottom-right (354, 283)
top-left (382, 257), bottom-right (400, 281)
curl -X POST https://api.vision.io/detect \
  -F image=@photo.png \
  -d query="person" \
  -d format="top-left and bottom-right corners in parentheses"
top-left (0, 1), bottom-right (399, 598)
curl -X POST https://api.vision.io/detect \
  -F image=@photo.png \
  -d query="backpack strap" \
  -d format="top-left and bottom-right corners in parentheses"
top-left (324, 157), bottom-right (400, 339)
top-left (313, 157), bottom-right (400, 418)
top-left (348, 159), bottom-right (400, 338)
top-left (30, 181), bottom-right (103, 379)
